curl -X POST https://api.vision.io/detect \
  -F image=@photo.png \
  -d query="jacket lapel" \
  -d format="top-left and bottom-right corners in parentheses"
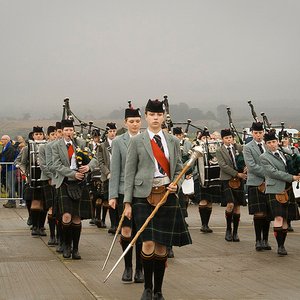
top-left (60, 139), bottom-right (70, 166)
top-left (142, 131), bottom-right (155, 163)
top-left (123, 132), bottom-right (130, 148)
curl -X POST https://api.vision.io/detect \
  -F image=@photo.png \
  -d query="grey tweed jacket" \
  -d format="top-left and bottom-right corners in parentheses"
top-left (109, 132), bottom-right (130, 199)
top-left (243, 140), bottom-right (265, 186)
top-left (260, 150), bottom-right (293, 194)
top-left (124, 130), bottom-right (183, 203)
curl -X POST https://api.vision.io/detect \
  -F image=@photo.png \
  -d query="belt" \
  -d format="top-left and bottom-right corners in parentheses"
top-left (152, 176), bottom-right (170, 187)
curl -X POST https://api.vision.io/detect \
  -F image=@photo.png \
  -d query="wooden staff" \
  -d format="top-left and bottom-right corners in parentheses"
top-left (102, 209), bottom-right (126, 271)
top-left (103, 146), bottom-right (203, 283)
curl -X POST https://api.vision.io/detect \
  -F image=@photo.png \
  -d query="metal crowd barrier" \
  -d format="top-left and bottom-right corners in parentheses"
top-left (0, 162), bottom-right (24, 200)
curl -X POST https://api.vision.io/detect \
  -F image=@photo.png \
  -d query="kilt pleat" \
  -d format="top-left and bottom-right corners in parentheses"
top-left (248, 186), bottom-right (267, 215)
top-left (132, 194), bottom-right (192, 247)
top-left (222, 180), bottom-right (245, 206)
top-left (57, 183), bottom-right (92, 219)
top-left (266, 189), bottom-right (300, 220)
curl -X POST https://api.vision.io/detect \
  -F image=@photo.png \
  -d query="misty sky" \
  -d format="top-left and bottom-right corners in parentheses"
top-left (1, 0), bottom-right (299, 119)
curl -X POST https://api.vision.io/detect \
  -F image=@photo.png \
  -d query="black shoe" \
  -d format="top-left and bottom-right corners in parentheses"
top-left (287, 225), bottom-right (294, 232)
top-left (56, 243), bottom-right (65, 253)
top-left (153, 292), bottom-right (165, 300)
top-left (39, 228), bottom-right (47, 236)
top-left (54, 238), bottom-right (59, 245)
top-left (167, 247), bottom-right (174, 258)
top-left (140, 288), bottom-right (152, 300)
top-left (108, 226), bottom-right (116, 234)
top-left (122, 266), bottom-right (133, 282)
top-left (225, 230), bottom-right (232, 241)
top-left (48, 237), bottom-right (56, 246)
top-left (262, 240), bottom-right (272, 250)
top-left (205, 225), bottom-right (213, 233)
top-left (277, 245), bottom-right (287, 256)
top-left (200, 225), bottom-right (207, 232)
top-left (255, 240), bottom-right (263, 251)
top-left (63, 246), bottom-right (71, 258)
top-left (101, 220), bottom-right (107, 228)
top-left (72, 250), bottom-right (81, 260)
top-left (27, 216), bottom-right (33, 226)
top-left (134, 268), bottom-right (144, 283)
top-left (31, 227), bottom-right (39, 236)
top-left (89, 219), bottom-right (96, 225)
top-left (232, 233), bottom-right (240, 242)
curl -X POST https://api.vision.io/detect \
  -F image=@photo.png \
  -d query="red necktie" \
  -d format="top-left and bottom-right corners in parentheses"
top-left (67, 143), bottom-right (74, 160)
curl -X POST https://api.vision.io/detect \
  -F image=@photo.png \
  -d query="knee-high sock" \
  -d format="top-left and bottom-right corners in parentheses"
top-left (95, 204), bottom-right (101, 220)
top-left (39, 210), bottom-right (47, 229)
top-left (48, 214), bottom-right (56, 238)
top-left (199, 206), bottom-right (207, 226)
top-left (135, 242), bottom-right (143, 271)
top-left (232, 213), bottom-right (240, 234)
top-left (56, 219), bottom-right (62, 243)
top-left (120, 235), bottom-right (132, 268)
top-left (141, 251), bottom-right (155, 290)
top-left (253, 216), bottom-right (264, 241)
top-left (207, 207), bottom-right (212, 226)
top-left (102, 205), bottom-right (108, 223)
top-left (31, 209), bottom-right (40, 229)
top-left (225, 211), bottom-right (233, 231)
top-left (154, 252), bottom-right (168, 294)
top-left (262, 218), bottom-right (270, 241)
top-left (62, 221), bottom-right (72, 248)
top-left (72, 222), bottom-right (82, 251)
top-left (26, 200), bottom-right (31, 215)
top-left (108, 207), bottom-right (116, 227)
top-left (274, 227), bottom-right (287, 247)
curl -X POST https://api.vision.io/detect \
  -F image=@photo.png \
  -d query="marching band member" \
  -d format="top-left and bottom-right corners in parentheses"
top-left (260, 131), bottom-right (300, 256)
top-left (123, 99), bottom-right (191, 300)
top-left (216, 129), bottom-right (247, 242)
top-left (109, 105), bottom-right (144, 283)
top-left (52, 119), bottom-right (98, 259)
top-left (243, 122), bottom-right (271, 251)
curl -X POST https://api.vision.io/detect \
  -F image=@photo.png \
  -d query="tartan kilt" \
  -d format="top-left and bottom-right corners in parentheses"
top-left (117, 194), bottom-right (132, 228)
top-left (201, 186), bottom-right (223, 204)
top-left (178, 189), bottom-right (188, 218)
top-left (266, 190), bottom-right (300, 220)
top-left (222, 180), bottom-right (246, 206)
top-left (248, 186), bottom-right (267, 215)
top-left (57, 183), bottom-right (92, 219)
top-left (43, 184), bottom-right (55, 210)
top-left (132, 194), bottom-right (192, 247)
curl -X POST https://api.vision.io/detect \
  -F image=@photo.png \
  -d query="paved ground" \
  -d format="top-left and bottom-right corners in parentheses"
top-left (0, 201), bottom-right (300, 300)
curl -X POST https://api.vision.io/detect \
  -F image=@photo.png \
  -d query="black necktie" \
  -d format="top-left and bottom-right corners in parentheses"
top-left (257, 143), bottom-right (264, 154)
top-left (153, 135), bottom-right (165, 175)
top-left (227, 146), bottom-right (237, 169)
top-left (274, 152), bottom-right (286, 165)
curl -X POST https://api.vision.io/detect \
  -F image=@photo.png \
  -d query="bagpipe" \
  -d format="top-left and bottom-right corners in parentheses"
top-left (62, 98), bottom-right (106, 167)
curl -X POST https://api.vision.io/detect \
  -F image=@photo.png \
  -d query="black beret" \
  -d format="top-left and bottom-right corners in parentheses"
top-left (91, 129), bottom-right (100, 137)
top-left (106, 122), bottom-right (117, 130)
top-left (221, 129), bottom-right (233, 138)
top-left (264, 131), bottom-right (278, 142)
top-left (32, 126), bottom-right (44, 133)
top-left (251, 122), bottom-right (264, 131)
top-left (125, 108), bottom-right (141, 119)
top-left (145, 99), bottom-right (165, 113)
top-left (61, 119), bottom-right (74, 129)
top-left (47, 126), bottom-right (56, 135)
top-left (55, 121), bottom-right (62, 129)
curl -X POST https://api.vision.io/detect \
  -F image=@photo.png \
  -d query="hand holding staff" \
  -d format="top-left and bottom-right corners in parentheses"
top-left (103, 146), bottom-right (203, 283)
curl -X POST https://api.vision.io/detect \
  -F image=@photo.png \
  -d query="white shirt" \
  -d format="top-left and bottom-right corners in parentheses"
top-left (147, 129), bottom-right (170, 178)
top-left (272, 150), bottom-right (286, 165)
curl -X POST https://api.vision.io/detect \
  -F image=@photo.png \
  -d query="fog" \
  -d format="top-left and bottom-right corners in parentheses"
top-left (1, 0), bottom-right (299, 121)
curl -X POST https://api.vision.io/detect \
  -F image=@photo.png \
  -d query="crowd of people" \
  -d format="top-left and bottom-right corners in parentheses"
top-left (1, 99), bottom-right (300, 300)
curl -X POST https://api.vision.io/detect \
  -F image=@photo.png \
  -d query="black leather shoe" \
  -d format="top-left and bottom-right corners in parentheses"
top-left (56, 243), bottom-right (65, 253)
top-left (39, 228), bottom-right (47, 236)
top-left (153, 292), bottom-right (165, 300)
top-left (140, 288), bottom-right (152, 300)
top-left (262, 240), bottom-right (272, 250)
top-left (277, 245), bottom-right (287, 256)
top-left (167, 247), bottom-right (174, 258)
top-left (48, 237), bottom-right (56, 246)
top-left (31, 227), bottom-right (39, 236)
top-left (287, 225), bottom-right (294, 232)
top-left (134, 268), bottom-right (144, 283)
top-left (232, 233), bottom-right (240, 242)
top-left (101, 220), bottom-right (107, 228)
top-left (225, 230), bottom-right (232, 241)
top-left (200, 225), bottom-right (206, 232)
top-left (255, 240), bottom-right (263, 251)
top-left (108, 226), bottom-right (116, 234)
top-left (27, 216), bottom-right (33, 226)
top-left (122, 266), bottom-right (133, 282)
top-left (63, 246), bottom-right (71, 258)
top-left (89, 219), bottom-right (96, 225)
top-left (205, 225), bottom-right (213, 233)
top-left (72, 250), bottom-right (81, 260)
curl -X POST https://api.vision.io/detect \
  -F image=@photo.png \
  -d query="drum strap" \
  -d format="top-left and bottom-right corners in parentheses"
top-left (150, 138), bottom-right (170, 178)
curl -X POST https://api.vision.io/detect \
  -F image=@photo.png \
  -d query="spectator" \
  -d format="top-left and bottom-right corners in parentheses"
top-left (0, 135), bottom-right (17, 208)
